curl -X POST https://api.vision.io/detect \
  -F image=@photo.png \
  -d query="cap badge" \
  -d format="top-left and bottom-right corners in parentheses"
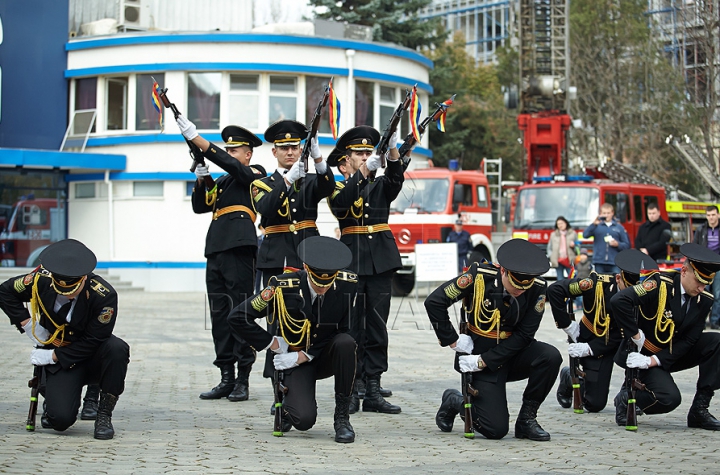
top-left (285, 133), bottom-right (291, 139)
top-left (362, 138), bottom-right (368, 145)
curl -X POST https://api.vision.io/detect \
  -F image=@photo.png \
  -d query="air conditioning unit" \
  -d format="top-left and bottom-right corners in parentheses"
top-left (119, 0), bottom-right (147, 31)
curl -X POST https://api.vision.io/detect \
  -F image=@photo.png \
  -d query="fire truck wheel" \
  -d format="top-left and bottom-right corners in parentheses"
top-left (391, 272), bottom-right (415, 297)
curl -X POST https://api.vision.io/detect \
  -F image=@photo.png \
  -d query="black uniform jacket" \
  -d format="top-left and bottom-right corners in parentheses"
top-left (251, 167), bottom-right (335, 269)
top-left (191, 144), bottom-right (267, 257)
top-left (329, 159), bottom-right (403, 275)
top-left (228, 269), bottom-right (358, 359)
top-left (0, 269), bottom-right (119, 370)
top-left (425, 262), bottom-right (548, 378)
top-left (547, 272), bottom-right (622, 358)
top-left (610, 272), bottom-right (712, 370)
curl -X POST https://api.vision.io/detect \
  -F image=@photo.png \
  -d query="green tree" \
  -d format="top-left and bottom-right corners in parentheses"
top-left (309, 0), bottom-right (445, 49)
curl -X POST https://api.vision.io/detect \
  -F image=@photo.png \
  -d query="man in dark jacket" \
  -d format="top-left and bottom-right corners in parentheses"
top-left (176, 116), bottom-right (267, 402)
top-left (693, 205), bottom-right (720, 329)
top-left (634, 202), bottom-right (671, 262)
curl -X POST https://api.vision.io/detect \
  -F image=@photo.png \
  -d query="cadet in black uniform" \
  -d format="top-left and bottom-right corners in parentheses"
top-left (176, 115), bottom-right (267, 402)
top-left (548, 249), bottom-right (657, 412)
top-left (327, 126), bottom-right (402, 415)
top-left (0, 239), bottom-right (130, 439)
top-left (428, 239), bottom-right (561, 441)
top-left (228, 237), bottom-right (358, 443)
top-left (611, 243), bottom-right (720, 430)
top-left (251, 120), bottom-right (335, 286)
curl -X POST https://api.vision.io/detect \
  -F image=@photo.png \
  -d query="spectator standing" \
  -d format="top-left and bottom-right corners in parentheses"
top-left (584, 203), bottom-right (630, 274)
top-left (634, 202), bottom-right (671, 262)
top-left (446, 219), bottom-right (473, 272)
top-left (692, 205), bottom-right (720, 329)
top-left (547, 216), bottom-right (577, 279)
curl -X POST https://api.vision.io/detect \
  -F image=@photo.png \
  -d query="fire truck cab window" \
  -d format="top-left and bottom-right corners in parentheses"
top-left (604, 192), bottom-right (629, 223)
top-left (477, 185), bottom-right (488, 208)
top-left (455, 184), bottom-right (473, 207)
top-left (514, 186), bottom-right (599, 230)
top-left (390, 178), bottom-right (449, 213)
top-left (633, 195), bottom-right (642, 223)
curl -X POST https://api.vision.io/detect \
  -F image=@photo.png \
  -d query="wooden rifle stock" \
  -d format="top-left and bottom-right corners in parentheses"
top-left (458, 321), bottom-right (478, 438)
top-left (26, 365), bottom-right (41, 431)
top-left (567, 299), bottom-right (585, 414)
top-left (398, 94), bottom-right (456, 170)
top-left (157, 85), bottom-right (215, 189)
top-left (273, 369), bottom-right (288, 437)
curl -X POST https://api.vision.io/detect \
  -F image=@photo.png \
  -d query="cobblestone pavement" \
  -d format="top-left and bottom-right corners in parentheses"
top-left (0, 290), bottom-right (719, 474)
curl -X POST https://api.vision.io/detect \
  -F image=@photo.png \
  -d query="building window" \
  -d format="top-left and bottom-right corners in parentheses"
top-left (188, 72), bottom-right (221, 130)
top-left (306, 76), bottom-right (332, 135)
top-left (355, 80), bottom-right (374, 127)
top-left (75, 182), bottom-right (96, 199)
top-left (136, 73), bottom-right (164, 131)
top-left (269, 76), bottom-right (297, 122)
top-left (379, 85), bottom-right (396, 134)
top-left (106, 77), bottom-right (128, 130)
top-left (75, 78), bottom-right (97, 111)
top-left (133, 181), bottom-right (163, 197)
top-left (229, 74), bottom-right (260, 129)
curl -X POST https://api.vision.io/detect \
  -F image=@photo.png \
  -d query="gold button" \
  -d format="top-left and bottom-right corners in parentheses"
top-left (365, 203), bottom-right (369, 207)
top-left (293, 220), bottom-right (297, 224)
top-left (367, 225), bottom-right (374, 233)
top-left (289, 224), bottom-right (296, 232)
top-left (291, 198), bottom-right (295, 202)
top-left (499, 331), bottom-right (507, 339)
top-left (313, 334), bottom-right (317, 338)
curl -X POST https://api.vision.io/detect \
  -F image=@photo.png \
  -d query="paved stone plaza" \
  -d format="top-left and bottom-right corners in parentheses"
top-left (0, 289), bottom-right (718, 474)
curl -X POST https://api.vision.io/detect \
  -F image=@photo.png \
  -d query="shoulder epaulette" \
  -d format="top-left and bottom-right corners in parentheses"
top-left (271, 276), bottom-right (301, 288)
top-left (336, 270), bottom-right (358, 283)
top-left (250, 166), bottom-right (265, 176)
top-left (251, 178), bottom-right (272, 193)
top-left (89, 278), bottom-right (110, 297)
top-left (596, 274), bottom-right (613, 283)
top-left (533, 277), bottom-right (546, 286)
top-left (701, 290), bottom-right (714, 300)
top-left (330, 181), bottom-right (345, 200)
top-left (633, 279), bottom-right (658, 297)
top-left (474, 265), bottom-right (499, 277)
top-left (660, 275), bottom-right (674, 285)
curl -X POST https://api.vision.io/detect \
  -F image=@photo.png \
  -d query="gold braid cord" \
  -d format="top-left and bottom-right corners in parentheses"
top-left (639, 282), bottom-right (673, 353)
top-left (205, 184), bottom-right (217, 207)
top-left (589, 281), bottom-right (610, 342)
top-left (466, 275), bottom-right (502, 342)
top-left (29, 273), bottom-right (67, 346)
top-left (271, 287), bottom-right (311, 350)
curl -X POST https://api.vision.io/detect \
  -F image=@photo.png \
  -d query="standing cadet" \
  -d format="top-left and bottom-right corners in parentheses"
top-left (428, 239), bottom-right (562, 441)
top-left (327, 126), bottom-right (402, 414)
top-left (0, 239), bottom-right (130, 439)
top-left (611, 243), bottom-right (720, 430)
top-left (176, 116), bottom-right (267, 402)
top-left (227, 237), bottom-right (358, 443)
top-left (548, 249), bottom-right (657, 413)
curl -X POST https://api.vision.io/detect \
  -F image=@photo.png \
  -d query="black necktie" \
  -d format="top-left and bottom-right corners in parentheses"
top-left (57, 301), bottom-right (73, 321)
top-left (682, 296), bottom-right (690, 315)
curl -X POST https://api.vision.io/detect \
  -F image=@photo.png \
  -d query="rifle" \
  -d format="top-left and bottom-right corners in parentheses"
top-left (373, 88), bottom-right (413, 174)
top-left (625, 338), bottom-right (646, 431)
top-left (458, 319), bottom-right (478, 439)
top-left (299, 78), bottom-right (332, 183)
top-left (272, 368), bottom-right (288, 437)
top-left (155, 80), bottom-right (215, 190)
top-left (398, 94), bottom-right (456, 170)
top-left (26, 365), bottom-right (41, 431)
top-left (567, 298), bottom-right (585, 414)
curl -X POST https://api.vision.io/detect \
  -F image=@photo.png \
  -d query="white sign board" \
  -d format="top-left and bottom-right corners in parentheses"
top-left (415, 243), bottom-right (459, 282)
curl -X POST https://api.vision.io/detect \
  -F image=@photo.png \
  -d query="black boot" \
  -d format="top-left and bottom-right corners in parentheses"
top-left (356, 378), bottom-right (366, 399)
top-left (94, 392), bottom-right (118, 440)
top-left (614, 390), bottom-right (627, 426)
top-left (334, 394), bottom-right (355, 443)
top-left (688, 389), bottom-right (720, 430)
top-left (514, 400), bottom-right (551, 441)
top-left (41, 400), bottom-right (51, 429)
top-left (80, 384), bottom-right (100, 420)
top-left (199, 365), bottom-right (235, 400)
top-left (349, 379), bottom-right (360, 414)
top-left (436, 389), bottom-right (464, 432)
top-left (556, 366), bottom-right (572, 409)
top-left (227, 366), bottom-right (250, 402)
top-left (377, 375), bottom-right (393, 398)
top-left (362, 376), bottom-right (401, 414)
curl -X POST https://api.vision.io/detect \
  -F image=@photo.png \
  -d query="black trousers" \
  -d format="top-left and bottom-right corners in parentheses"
top-left (282, 333), bottom-right (356, 431)
top-left (44, 335), bottom-right (130, 431)
top-left (579, 354), bottom-right (616, 412)
top-left (469, 340), bottom-right (562, 439)
top-left (635, 332), bottom-right (720, 414)
top-left (350, 271), bottom-right (393, 378)
top-left (206, 247), bottom-right (257, 369)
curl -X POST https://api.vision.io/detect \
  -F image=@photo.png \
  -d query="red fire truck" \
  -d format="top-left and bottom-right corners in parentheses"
top-left (388, 167), bottom-right (494, 295)
top-left (0, 198), bottom-right (62, 267)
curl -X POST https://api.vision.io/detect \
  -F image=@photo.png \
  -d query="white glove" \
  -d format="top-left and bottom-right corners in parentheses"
top-left (273, 352), bottom-right (300, 370)
top-left (366, 153), bottom-right (382, 172)
top-left (271, 336), bottom-right (289, 354)
top-left (388, 131), bottom-right (398, 150)
top-left (568, 342), bottom-right (593, 358)
top-left (176, 115), bottom-right (198, 141)
top-left (310, 137), bottom-right (322, 160)
top-left (626, 352), bottom-right (652, 369)
top-left (452, 334), bottom-right (474, 354)
top-left (631, 330), bottom-right (645, 353)
top-left (30, 348), bottom-right (56, 366)
top-left (22, 320), bottom-right (50, 347)
top-left (458, 355), bottom-right (483, 373)
top-left (563, 321), bottom-right (580, 343)
top-left (194, 164), bottom-right (210, 180)
top-left (285, 160), bottom-right (306, 185)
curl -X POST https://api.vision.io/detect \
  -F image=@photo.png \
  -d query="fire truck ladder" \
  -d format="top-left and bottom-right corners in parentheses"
top-left (667, 134), bottom-right (720, 198)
